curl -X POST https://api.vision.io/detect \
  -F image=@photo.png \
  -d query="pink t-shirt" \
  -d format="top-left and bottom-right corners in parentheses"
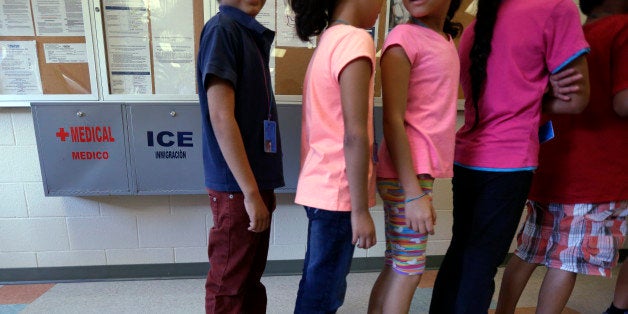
top-left (455, 0), bottom-right (589, 170)
top-left (377, 24), bottom-right (459, 179)
top-left (295, 25), bottom-right (376, 211)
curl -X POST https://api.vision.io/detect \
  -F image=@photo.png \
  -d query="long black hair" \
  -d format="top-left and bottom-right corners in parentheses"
top-left (444, 0), bottom-right (464, 39)
top-left (290, 0), bottom-right (338, 41)
top-left (579, 0), bottom-right (604, 15)
top-left (469, 0), bottom-right (502, 126)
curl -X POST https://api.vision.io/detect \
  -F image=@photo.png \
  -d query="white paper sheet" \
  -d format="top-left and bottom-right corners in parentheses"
top-left (0, 0), bottom-right (35, 36)
top-left (32, 0), bottom-right (84, 36)
top-left (44, 43), bottom-right (87, 63)
top-left (0, 41), bottom-right (43, 94)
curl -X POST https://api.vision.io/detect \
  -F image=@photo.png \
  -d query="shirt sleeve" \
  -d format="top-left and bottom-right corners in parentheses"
top-left (382, 26), bottom-right (417, 64)
top-left (612, 22), bottom-right (628, 95)
top-left (544, 0), bottom-right (590, 73)
top-left (199, 22), bottom-right (239, 91)
top-left (331, 28), bottom-right (376, 82)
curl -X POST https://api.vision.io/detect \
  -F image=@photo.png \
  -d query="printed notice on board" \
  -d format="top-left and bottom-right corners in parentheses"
top-left (103, 0), bottom-right (152, 94)
top-left (108, 39), bottom-right (152, 94)
top-left (44, 43), bottom-right (88, 63)
top-left (149, 0), bottom-right (195, 95)
top-left (32, 0), bottom-right (84, 36)
top-left (277, 0), bottom-right (311, 48)
top-left (0, 41), bottom-right (43, 94)
top-left (0, 0), bottom-right (35, 36)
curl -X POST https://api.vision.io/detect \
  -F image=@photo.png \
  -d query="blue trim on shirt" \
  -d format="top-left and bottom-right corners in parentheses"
top-left (454, 162), bottom-right (536, 172)
top-left (551, 48), bottom-right (590, 74)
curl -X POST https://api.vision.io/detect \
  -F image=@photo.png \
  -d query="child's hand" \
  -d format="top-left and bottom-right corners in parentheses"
top-left (547, 68), bottom-right (584, 101)
top-left (351, 210), bottom-right (377, 249)
top-left (244, 192), bottom-right (270, 232)
top-left (405, 196), bottom-right (435, 235)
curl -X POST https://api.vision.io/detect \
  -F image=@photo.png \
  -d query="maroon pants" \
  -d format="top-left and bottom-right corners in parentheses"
top-left (205, 189), bottom-right (276, 314)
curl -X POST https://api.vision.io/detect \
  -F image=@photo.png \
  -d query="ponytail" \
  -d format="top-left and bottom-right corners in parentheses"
top-left (290, 0), bottom-right (338, 41)
top-left (444, 0), bottom-right (463, 39)
top-left (469, 0), bottom-right (502, 127)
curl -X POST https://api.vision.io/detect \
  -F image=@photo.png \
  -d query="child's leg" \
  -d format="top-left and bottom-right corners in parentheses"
top-left (496, 256), bottom-right (538, 314)
top-left (536, 267), bottom-right (577, 314)
top-left (242, 192), bottom-right (277, 314)
top-left (614, 258), bottom-right (628, 309)
top-left (540, 200), bottom-right (627, 314)
top-left (431, 167), bottom-right (533, 314)
top-left (295, 207), bottom-right (355, 314)
top-left (369, 178), bottom-right (431, 314)
top-left (606, 202), bottom-right (628, 314)
top-left (205, 190), bottom-right (276, 314)
top-left (497, 200), bottom-right (555, 314)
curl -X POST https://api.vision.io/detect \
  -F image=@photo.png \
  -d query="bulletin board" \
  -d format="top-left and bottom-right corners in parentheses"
top-left (273, 1), bottom-right (388, 98)
top-left (272, 0), bottom-right (476, 100)
top-left (96, 0), bottom-right (205, 101)
top-left (0, 0), bottom-right (477, 107)
top-left (0, 0), bottom-right (98, 105)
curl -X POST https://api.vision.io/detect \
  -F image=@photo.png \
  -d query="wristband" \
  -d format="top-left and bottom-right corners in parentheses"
top-left (404, 192), bottom-right (429, 204)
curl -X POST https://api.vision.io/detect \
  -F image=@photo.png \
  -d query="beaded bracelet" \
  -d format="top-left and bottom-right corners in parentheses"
top-left (404, 192), bottom-right (429, 204)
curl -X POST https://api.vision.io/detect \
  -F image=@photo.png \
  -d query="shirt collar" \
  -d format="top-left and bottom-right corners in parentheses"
top-left (219, 5), bottom-right (269, 36)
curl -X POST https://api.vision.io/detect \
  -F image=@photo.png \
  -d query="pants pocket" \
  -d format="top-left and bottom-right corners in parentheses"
top-left (581, 234), bottom-right (618, 268)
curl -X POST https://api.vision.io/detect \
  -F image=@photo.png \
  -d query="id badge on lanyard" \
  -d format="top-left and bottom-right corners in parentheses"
top-left (264, 119), bottom-right (277, 153)
top-left (250, 31), bottom-right (277, 154)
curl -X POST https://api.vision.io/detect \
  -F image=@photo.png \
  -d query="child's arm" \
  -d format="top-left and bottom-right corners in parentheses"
top-left (613, 89), bottom-right (628, 117)
top-left (542, 55), bottom-right (590, 114)
top-left (381, 46), bottom-right (435, 235)
top-left (206, 76), bottom-right (270, 233)
top-left (339, 57), bottom-right (377, 249)
top-left (547, 68), bottom-right (584, 101)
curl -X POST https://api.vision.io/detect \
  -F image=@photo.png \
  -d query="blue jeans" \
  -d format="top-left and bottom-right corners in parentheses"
top-left (294, 207), bottom-right (355, 314)
top-left (430, 165), bottom-right (533, 314)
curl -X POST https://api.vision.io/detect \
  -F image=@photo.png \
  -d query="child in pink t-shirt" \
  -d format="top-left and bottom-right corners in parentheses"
top-left (430, 0), bottom-right (591, 313)
top-left (367, 0), bottom-right (462, 313)
top-left (290, 0), bottom-right (383, 312)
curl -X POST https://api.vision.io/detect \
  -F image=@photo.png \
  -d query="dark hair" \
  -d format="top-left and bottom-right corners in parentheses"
top-left (444, 0), bottom-right (464, 38)
top-left (290, 0), bottom-right (338, 41)
top-left (579, 0), bottom-right (603, 15)
top-left (468, 0), bottom-right (502, 127)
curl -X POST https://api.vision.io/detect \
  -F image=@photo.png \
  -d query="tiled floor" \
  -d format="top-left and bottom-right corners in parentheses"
top-left (0, 266), bottom-right (620, 313)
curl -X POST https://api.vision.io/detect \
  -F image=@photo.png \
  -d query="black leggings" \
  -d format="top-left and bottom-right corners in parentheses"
top-left (430, 165), bottom-right (533, 314)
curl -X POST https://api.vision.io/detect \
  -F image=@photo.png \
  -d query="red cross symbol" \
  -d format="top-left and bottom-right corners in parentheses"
top-left (55, 128), bottom-right (70, 142)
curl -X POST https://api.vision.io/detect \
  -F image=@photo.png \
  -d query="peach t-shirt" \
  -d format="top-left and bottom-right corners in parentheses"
top-left (295, 25), bottom-right (376, 212)
top-left (376, 24), bottom-right (459, 179)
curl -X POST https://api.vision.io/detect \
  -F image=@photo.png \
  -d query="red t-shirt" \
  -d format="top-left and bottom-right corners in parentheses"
top-left (528, 14), bottom-right (628, 204)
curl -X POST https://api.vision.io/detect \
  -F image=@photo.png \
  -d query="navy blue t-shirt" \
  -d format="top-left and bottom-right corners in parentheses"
top-left (197, 5), bottom-right (284, 192)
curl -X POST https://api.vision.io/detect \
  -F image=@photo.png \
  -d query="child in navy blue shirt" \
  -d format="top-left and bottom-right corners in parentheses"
top-left (196, 1), bottom-right (284, 313)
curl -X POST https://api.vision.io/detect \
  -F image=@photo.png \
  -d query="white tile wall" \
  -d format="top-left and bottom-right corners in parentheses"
top-left (0, 218), bottom-right (69, 252)
top-left (106, 248), bottom-right (174, 265)
top-left (170, 195), bottom-right (211, 215)
top-left (0, 146), bottom-right (41, 183)
top-left (11, 109), bottom-right (36, 145)
top-left (0, 183), bottom-right (27, 218)
top-left (25, 183), bottom-right (100, 217)
top-left (98, 195), bottom-right (171, 216)
top-left (37, 250), bottom-right (106, 267)
top-left (138, 213), bottom-right (207, 248)
top-left (271, 205), bottom-right (308, 245)
top-left (267, 244), bottom-right (306, 261)
top-left (0, 109), bottom-right (16, 145)
top-left (174, 247), bottom-right (207, 263)
top-left (0, 252), bottom-right (37, 268)
top-left (67, 216), bottom-right (138, 250)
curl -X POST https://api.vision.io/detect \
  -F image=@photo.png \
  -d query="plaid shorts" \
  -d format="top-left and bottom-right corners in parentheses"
top-left (377, 177), bottom-right (433, 276)
top-left (515, 200), bottom-right (628, 277)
